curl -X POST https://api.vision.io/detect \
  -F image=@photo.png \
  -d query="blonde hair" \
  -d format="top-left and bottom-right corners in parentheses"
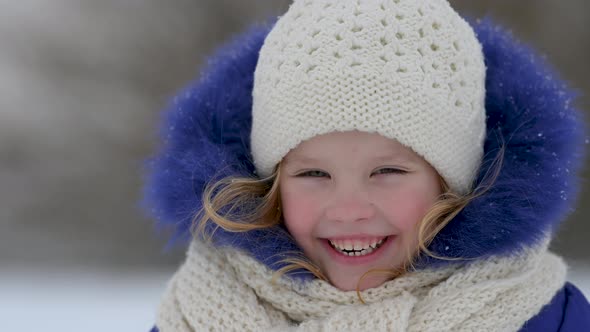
top-left (192, 147), bottom-right (504, 299)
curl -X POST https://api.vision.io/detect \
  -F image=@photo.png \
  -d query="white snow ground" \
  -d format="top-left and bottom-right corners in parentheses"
top-left (2, 263), bottom-right (589, 332)
top-left (1, 266), bottom-right (171, 332)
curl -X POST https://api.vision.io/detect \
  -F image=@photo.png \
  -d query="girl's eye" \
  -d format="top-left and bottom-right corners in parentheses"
top-left (297, 170), bottom-right (330, 178)
top-left (372, 168), bottom-right (406, 176)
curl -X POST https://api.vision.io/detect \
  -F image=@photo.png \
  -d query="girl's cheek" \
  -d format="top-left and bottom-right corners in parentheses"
top-left (377, 186), bottom-right (436, 231)
top-left (281, 190), bottom-right (320, 236)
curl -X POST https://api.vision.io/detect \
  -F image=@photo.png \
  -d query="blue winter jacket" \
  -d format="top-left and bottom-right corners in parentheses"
top-left (520, 283), bottom-right (590, 331)
top-left (143, 15), bottom-right (590, 332)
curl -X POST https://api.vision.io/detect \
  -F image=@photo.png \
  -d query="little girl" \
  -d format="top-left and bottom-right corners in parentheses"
top-left (144, 0), bottom-right (590, 330)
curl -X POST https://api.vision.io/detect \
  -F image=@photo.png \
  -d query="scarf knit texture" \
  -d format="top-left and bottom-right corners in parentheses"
top-left (156, 238), bottom-right (565, 332)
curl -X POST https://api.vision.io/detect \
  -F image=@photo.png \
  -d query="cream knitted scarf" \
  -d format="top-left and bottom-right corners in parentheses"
top-left (156, 239), bottom-right (566, 332)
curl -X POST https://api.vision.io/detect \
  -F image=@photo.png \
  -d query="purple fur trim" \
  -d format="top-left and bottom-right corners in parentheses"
top-left (141, 17), bottom-right (587, 278)
top-left (419, 18), bottom-right (587, 266)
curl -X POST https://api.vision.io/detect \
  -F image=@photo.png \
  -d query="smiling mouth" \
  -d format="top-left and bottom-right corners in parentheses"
top-left (327, 236), bottom-right (389, 257)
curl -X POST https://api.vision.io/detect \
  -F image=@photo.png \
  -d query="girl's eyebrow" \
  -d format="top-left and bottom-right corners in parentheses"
top-left (373, 154), bottom-right (414, 163)
top-left (283, 156), bottom-right (322, 165)
top-left (284, 154), bottom-right (414, 165)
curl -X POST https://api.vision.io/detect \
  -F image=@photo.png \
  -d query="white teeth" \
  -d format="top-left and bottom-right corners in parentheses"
top-left (353, 241), bottom-right (363, 251)
top-left (372, 238), bottom-right (384, 249)
top-left (328, 237), bottom-right (388, 257)
top-left (344, 240), bottom-right (353, 251)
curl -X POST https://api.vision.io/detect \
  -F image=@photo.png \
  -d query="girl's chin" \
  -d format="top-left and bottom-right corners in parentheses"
top-left (327, 272), bottom-right (391, 291)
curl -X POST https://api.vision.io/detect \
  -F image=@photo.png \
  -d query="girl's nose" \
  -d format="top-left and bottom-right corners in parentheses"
top-left (324, 190), bottom-right (376, 223)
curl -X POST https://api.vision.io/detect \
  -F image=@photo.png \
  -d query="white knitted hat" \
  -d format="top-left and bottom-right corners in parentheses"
top-left (251, 0), bottom-right (486, 194)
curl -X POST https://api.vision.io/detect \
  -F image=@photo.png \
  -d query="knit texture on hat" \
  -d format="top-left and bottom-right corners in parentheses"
top-left (251, 0), bottom-right (487, 193)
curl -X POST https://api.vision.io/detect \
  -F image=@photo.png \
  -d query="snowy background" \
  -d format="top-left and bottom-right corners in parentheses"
top-left (1, 1), bottom-right (588, 331)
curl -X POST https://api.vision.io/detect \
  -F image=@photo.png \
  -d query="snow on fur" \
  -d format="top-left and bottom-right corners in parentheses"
top-left (142, 18), bottom-right (586, 277)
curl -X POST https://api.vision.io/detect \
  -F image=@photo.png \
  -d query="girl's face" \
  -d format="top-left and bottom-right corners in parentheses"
top-left (279, 131), bottom-right (442, 291)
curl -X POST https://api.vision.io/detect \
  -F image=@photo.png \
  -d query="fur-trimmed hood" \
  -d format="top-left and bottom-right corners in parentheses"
top-left (142, 18), bottom-right (586, 277)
